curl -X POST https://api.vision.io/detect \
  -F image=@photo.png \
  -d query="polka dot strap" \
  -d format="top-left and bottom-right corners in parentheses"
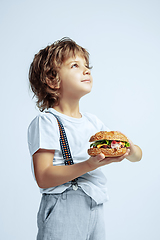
top-left (54, 114), bottom-right (74, 165)
top-left (46, 111), bottom-right (78, 189)
top-left (46, 112), bottom-right (74, 165)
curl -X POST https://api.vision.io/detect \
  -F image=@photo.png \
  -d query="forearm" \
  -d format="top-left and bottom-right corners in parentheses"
top-left (126, 145), bottom-right (142, 162)
top-left (34, 145), bottom-right (140, 189)
top-left (37, 160), bottom-right (91, 189)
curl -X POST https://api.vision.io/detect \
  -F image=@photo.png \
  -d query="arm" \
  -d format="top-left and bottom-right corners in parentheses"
top-left (33, 148), bottom-right (130, 189)
top-left (33, 149), bottom-right (92, 188)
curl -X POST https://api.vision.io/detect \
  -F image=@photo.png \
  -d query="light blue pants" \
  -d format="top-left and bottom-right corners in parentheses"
top-left (37, 187), bottom-right (106, 240)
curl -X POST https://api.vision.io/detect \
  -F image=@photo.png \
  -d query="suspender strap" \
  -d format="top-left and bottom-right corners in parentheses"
top-left (53, 114), bottom-right (74, 165)
top-left (45, 111), bottom-right (78, 189)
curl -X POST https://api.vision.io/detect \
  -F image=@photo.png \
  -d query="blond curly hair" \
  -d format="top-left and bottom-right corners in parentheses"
top-left (29, 37), bottom-right (90, 111)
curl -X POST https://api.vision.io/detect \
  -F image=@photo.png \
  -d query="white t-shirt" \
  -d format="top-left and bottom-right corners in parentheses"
top-left (28, 108), bottom-right (110, 204)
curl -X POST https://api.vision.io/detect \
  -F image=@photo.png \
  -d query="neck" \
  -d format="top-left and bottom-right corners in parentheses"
top-left (53, 98), bottom-right (81, 118)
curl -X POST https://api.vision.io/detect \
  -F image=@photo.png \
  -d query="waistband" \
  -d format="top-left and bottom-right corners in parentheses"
top-left (43, 186), bottom-right (100, 210)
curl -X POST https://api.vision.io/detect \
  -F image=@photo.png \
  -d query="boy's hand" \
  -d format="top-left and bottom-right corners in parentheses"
top-left (87, 131), bottom-right (142, 171)
top-left (87, 149), bottom-right (130, 171)
top-left (117, 131), bottom-right (142, 162)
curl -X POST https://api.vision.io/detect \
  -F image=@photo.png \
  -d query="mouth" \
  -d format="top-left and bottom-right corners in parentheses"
top-left (81, 79), bottom-right (91, 83)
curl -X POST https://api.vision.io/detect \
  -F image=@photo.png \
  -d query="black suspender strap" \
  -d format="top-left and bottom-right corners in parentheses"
top-left (46, 111), bottom-right (78, 190)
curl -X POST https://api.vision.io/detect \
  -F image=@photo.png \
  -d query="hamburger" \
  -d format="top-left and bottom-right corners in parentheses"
top-left (88, 131), bottom-right (130, 157)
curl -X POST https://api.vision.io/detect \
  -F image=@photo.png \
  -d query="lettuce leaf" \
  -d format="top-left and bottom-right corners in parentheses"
top-left (125, 142), bottom-right (130, 147)
top-left (90, 139), bottom-right (130, 148)
top-left (90, 140), bottom-right (111, 148)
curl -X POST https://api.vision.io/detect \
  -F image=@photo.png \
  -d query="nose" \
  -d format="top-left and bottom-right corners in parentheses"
top-left (83, 66), bottom-right (91, 75)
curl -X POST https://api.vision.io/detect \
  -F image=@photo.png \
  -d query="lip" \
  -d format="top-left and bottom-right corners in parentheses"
top-left (81, 79), bottom-right (91, 83)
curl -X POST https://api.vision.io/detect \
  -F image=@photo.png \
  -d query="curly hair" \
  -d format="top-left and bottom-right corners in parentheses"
top-left (29, 37), bottom-right (90, 111)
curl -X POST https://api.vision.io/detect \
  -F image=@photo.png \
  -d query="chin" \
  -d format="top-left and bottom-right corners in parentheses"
top-left (81, 88), bottom-right (92, 97)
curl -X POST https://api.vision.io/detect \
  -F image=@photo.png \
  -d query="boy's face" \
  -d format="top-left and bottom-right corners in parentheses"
top-left (58, 55), bottom-right (93, 100)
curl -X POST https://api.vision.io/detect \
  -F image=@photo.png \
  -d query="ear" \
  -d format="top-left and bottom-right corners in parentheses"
top-left (46, 77), bottom-right (60, 89)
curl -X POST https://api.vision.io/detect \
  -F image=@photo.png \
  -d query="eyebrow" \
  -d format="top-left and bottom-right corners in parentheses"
top-left (66, 60), bottom-right (78, 65)
top-left (66, 59), bottom-right (87, 66)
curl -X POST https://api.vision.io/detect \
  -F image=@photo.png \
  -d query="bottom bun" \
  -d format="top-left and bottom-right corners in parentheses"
top-left (88, 147), bottom-right (127, 157)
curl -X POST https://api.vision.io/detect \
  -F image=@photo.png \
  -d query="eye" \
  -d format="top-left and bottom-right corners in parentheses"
top-left (71, 63), bottom-right (79, 68)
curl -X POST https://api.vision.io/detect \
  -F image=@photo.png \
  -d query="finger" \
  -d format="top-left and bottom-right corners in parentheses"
top-left (97, 153), bottom-right (105, 161)
top-left (100, 155), bottom-right (124, 165)
top-left (98, 149), bottom-right (131, 166)
top-left (106, 152), bottom-right (128, 163)
top-left (124, 148), bottom-right (131, 156)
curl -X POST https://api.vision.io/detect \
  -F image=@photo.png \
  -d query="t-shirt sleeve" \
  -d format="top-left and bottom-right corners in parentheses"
top-left (27, 113), bottom-right (60, 156)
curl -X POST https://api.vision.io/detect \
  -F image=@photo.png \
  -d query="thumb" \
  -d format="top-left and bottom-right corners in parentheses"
top-left (96, 153), bottom-right (105, 161)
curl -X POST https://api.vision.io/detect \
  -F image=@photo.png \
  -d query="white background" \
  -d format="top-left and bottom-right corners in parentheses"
top-left (0, 0), bottom-right (160, 239)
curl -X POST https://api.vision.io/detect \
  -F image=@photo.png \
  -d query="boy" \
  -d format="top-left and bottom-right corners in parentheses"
top-left (28, 37), bottom-right (142, 240)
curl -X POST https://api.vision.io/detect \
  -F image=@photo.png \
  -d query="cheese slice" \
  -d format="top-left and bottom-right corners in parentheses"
top-left (97, 144), bottom-right (108, 148)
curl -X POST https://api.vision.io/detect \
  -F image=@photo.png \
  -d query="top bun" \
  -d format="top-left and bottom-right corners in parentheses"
top-left (89, 131), bottom-right (128, 142)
